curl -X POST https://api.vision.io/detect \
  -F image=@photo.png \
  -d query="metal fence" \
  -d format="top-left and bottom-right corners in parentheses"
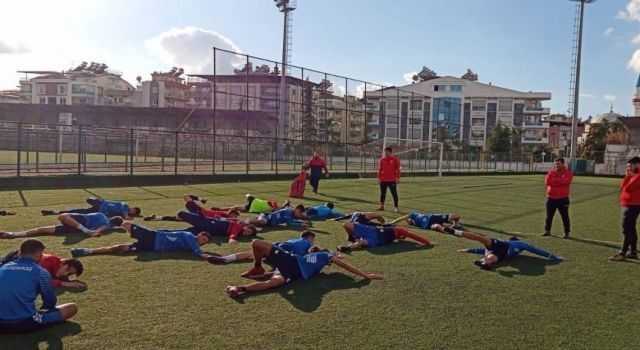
top-left (0, 121), bottom-right (543, 177)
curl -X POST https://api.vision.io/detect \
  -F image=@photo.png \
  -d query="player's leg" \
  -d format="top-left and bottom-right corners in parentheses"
top-left (177, 211), bottom-right (210, 229)
top-left (226, 274), bottom-right (286, 299)
top-left (57, 214), bottom-right (92, 235)
top-left (432, 224), bottom-right (492, 249)
top-left (55, 303), bottom-right (78, 321)
top-left (71, 244), bottom-right (131, 256)
top-left (388, 183), bottom-right (399, 211)
top-left (1, 226), bottom-right (57, 238)
top-left (337, 238), bottom-right (368, 252)
top-left (184, 200), bottom-right (203, 214)
top-left (240, 239), bottom-right (273, 277)
top-left (557, 198), bottom-right (571, 238)
top-left (378, 182), bottom-right (388, 210)
top-left (396, 228), bottom-right (433, 245)
top-left (310, 175), bottom-right (319, 193)
top-left (207, 251), bottom-right (253, 265)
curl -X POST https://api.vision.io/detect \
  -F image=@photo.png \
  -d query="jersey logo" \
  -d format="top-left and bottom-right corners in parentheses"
top-left (167, 237), bottom-right (178, 242)
top-left (305, 255), bottom-right (317, 264)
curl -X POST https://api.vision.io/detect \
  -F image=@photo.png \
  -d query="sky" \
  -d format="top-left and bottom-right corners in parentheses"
top-left (1, 0), bottom-right (640, 118)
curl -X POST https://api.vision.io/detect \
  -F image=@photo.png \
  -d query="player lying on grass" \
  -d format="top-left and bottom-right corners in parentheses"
top-left (0, 239), bottom-right (78, 334)
top-left (225, 239), bottom-right (382, 299)
top-left (206, 230), bottom-right (316, 265)
top-left (0, 210), bottom-right (16, 216)
top-left (245, 205), bottom-right (309, 228)
top-left (41, 197), bottom-right (141, 219)
top-left (302, 202), bottom-right (344, 221)
top-left (143, 195), bottom-right (241, 221)
top-left (0, 213), bottom-right (123, 239)
top-left (392, 212), bottom-right (461, 230)
top-left (1, 250), bottom-right (86, 289)
top-left (174, 210), bottom-right (257, 244)
top-left (70, 222), bottom-right (214, 260)
top-left (337, 222), bottom-right (436, 252)
top-left (430, 224), bottom-right (565, 270)
top-left (329, 212), bottom-right (388, 226)
top-left (215, 194), bottom-right (280, 214)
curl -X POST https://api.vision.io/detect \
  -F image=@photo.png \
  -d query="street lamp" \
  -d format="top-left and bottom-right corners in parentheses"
top-left (568, 0), bottom-right (596, 171)
top-left (274, 0), bottom-right (296, 140)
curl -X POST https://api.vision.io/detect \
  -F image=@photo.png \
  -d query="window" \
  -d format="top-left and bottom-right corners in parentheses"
top-left (230, 86), bottom-right (242, 96)
top-left (450, 85), bottom-right (462, 92)
top-left (561, 132), bottom-right (568, 138)
top-left (386, 99), bottom-right (398, 110)
top-left (410, 99), bottom-right (422, 110)
top-left (72, 84), bottom-right (96, 95)
top-left (471, 117), bottom-right (485, 127)
top-left (498, 100), bottom-right (512, 112)
top-left (59, 98), bottom-right (66, 105)
top-left (39, 97), bottom-right (46, 104)
top-left (498, 115), bottom-right (513, 126)
top-left (37, 84), bottom-right (45, 94)
top-left (472, 99), bottom-right (485, 111)
top-left (151, 86), bottom-right (159, 94)
top-left (433, 85), bottom-right (447, 92)
top-left (58, 84), bottom-right (66, 95)
top-left (47, 97), bottom-right (56, 104)
top-left (152, 99), bottom-right (159, 105)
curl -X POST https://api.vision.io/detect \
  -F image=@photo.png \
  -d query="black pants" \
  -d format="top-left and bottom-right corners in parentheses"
top-left (621, 205), bottom-right (640, 253)
top-left (379, 182), bottom-right (398, 207)
top-left (59, 197), bottom-right (101, 214)
top-left (310, 175), bottom-right (321, 193)
top-left (545, 198), bottom-right (570, 233)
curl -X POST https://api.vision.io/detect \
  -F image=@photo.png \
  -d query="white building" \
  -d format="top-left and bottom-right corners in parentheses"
top-left (364, 67), bottom-right (551, 149)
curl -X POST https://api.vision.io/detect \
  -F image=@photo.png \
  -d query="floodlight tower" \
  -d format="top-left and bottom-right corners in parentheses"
top-left (275, 0), bottom-right (296, 139)
top-left (568, 0), bottom-right (595, 171)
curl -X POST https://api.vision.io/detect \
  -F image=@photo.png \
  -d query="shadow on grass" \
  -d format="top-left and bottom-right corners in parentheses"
top-left (62, 227), bottom-right (127, 246)
top-left (460, 223), bottom-right (526, 237)
top-left (564, 236), bottom-right (620, 250)
top-left (0, 321), bottom-right (82, 350)
top-left (492, 255), bottom-right (562, 278)
top-left (55, 286), bottom-right (88, 296)
top-left (238, 272), bottom-right (371, 312)
top-left (364, 241), bottom-right (434, 255)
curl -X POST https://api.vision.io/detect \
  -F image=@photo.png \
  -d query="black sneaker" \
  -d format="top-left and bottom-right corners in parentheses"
top-left (625, 251), bottom-right (638, 259)
top-left (474, 260), bottom-right (492, 270)
top-left (206, 256), bottom-right (228, 265)
top-left (563, 232), bottom-right (570, 239)
top-left (542, 231), bottom-right (551, 237)
top-left (337, 246), bottom-right (352, 253)
top-left (41, 210), bottom-right (55, 216)
top-left (609, 252), bottom-right (626, 262)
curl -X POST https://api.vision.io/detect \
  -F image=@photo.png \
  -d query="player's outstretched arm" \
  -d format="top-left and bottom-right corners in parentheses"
top-left (330, 256), bottom-right (382, 280)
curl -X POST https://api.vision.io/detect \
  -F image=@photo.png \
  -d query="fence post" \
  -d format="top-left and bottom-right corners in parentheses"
top-left (344, 144), bottom-right (348, 174)
top-left (144, 135), bottom-right (148, 162)
top-left (104, 134), bottom-right (107, 163)
top-left (222, 142), bottom-right (225, 172)
top-left (161, 137), bottom-right (165, 172)
top-left (174, 132), bottom-right (179, 175)
top-left (129, 128), bottom-right (134, 175)
top-left (192, 138), bottom-right (197, 172)
top-left (77, 125), bottom-right (82, 175)
top-left (35, 129), bottom-right (40, 173)
top-left (16, 122), bottom-right (22, 177)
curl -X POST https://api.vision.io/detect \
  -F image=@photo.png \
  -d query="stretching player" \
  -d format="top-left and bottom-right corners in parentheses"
top-left (302, 202), bottom-right (344, 221)
top-left (215, 194), bottom-right (280, 214)
top-left (207, 230), bottom-right (316, 265)
top-left (70, 222), bottom-right (214, 260)
top-left (329, 212), bottom-right (387, 226)
top-left (338, 222), bottom-right (435, 252)
top-left (245, 206), bottom-right (308, 228)
top-left (41, 197), bottom-right (140, 219)
top-left (0, 213), bottom-right (123, 239)
top-left (431, 224), bottom-right (565, 270)
top-left (144, 195), bottom-right (240, 221)
top-left (225, 239), bottom-right (382, 299)
top-left (176, 211), bottom-right (257, 244)
top-left (0, 210), bottom-right (16, 216)
top-left (1, 250), bottom-right (86, 289)
top-left (392, 212), bottom-right (461, 230)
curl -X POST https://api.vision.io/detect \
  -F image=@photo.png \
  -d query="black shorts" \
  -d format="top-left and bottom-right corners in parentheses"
top-left (53, 214), bottom-right (86, 234)
top-left (263, 245), bottom-right (301, 283)
top-left (128, 225), bottom-right (157, 252)
top-left (377, 227), bottom-right (397, 245)
top-left (489, 238), bottom-right (509, 261)
top-left (0, 309), bottom-right (62, 334)
top-left (244, 198), bottom-right (254, 212)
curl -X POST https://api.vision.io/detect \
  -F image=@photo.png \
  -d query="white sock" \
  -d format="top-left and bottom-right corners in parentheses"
top-left (222, 254), bottom-right (237, 263)
top-left (12, 231), bottom-right (27, 237)
top-left (454, 229), bottom-right (463, 237)
top-left (76, 225), bottom-right (91, 234)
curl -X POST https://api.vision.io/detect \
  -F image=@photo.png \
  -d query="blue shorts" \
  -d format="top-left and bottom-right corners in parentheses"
top-left (0, 309), bottom-right (62, 334)
top-left (258, 213), bottom-right (278, 227)
top-left (263, 245), bottom-right (301, 283)
top-left (352, 223), bottom-right (381, 247)
top-left (128, 225), bottom-right (157, 252)
top-left (54, 214), bottom-right (86, 234)
top-left (489, 238), bottom-right (509, 261)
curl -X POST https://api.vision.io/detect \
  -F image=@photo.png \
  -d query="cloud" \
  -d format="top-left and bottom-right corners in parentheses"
top-left (403, 71), bottom-right (418, 83)
top-left (618, 0), bottom-right (640, 21)
top-left (632, 33), bottom-right (640, 44)
top-left (145, 26), bottom-right (243, 75)
top-left (604, 94), bottom-right (617, 101)
top-left (353, 82), bottom-right (393, 98)
top-left (0, 39), bottom-right (29, 54)
top-left (628, 49), bottom-right (640, 71)
top-left (579, 93), bottom-right (597, 98)
top-left (604, 27), bottom-right (614, 37)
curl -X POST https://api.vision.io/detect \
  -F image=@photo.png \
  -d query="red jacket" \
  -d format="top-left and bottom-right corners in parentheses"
top-left (307, 156), bottom-right (328, 176)
top-left (39, 254), bottom-right (65, 287)
top-left (200, 208), bottom-right (232, 219)
top-left (620, 173), bottom-right (640, 206)
top-left (545, 166), bottom-right (573, 199)
top-left (377, 155), bottom-right (401, 182)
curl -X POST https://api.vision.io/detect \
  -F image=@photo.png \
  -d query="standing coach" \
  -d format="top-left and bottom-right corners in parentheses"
top-left (377, 146), bottom-right (401, 212)
top-left (543, 157), bottom-right (573, 238)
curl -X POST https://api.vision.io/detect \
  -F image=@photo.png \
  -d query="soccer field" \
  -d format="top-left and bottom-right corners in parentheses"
top-left (0, 175), bottom-right (637, 349)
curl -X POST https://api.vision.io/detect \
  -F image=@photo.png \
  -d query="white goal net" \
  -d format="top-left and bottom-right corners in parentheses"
top-left (354, 137), bottom-right (443, 177)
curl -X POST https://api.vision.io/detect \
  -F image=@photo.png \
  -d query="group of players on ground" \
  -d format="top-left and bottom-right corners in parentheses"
top-left (2, 150), bottom-right (639, 335)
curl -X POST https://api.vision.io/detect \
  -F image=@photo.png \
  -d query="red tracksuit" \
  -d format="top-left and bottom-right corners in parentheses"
top-left (545, 166), bottom-right (573, 199)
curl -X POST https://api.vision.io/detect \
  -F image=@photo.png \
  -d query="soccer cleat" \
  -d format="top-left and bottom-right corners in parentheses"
top-left (563, 232), bottom-right (570, 239)
top-left (282, 200), bottom-right (291, 207)
top-left (143, 215), bottom-right (157, 221)
top-left (474, 260), bottom-right (493, 270)
top-left (240, 266), bottom-right (266, 278)
top-left (71, 248), bottom-right (90, 257)
top-left (542, 231), bottom-right (551, 237)
top-left (0, 231), bottom-right (13, 239)
top-left (206, 256), bottom-right (228, 265)
top-left (609, 253), bottom-right (626, 262)
top-left (225, 286), bottom-right (242, 300)
top-left (0, 210), bottom-right (16, 216)
top-left (337, 246), bottom-right (352, 253)
top-left (41, 210), bottom-right (56, 216)
top-left (625, 251), bottom-right (639, 259)
top-left (394, 207), bottom-right (399, 213)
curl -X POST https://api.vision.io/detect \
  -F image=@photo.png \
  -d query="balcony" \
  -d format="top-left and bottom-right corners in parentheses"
top-left (523, 107), bottom-right (550, 115)
top-left (365, 103), bottom-right (379, 111)
top-left (522, 136), bottom-right (549, 144)
top-left (522, 121), bottom-right (550, 129)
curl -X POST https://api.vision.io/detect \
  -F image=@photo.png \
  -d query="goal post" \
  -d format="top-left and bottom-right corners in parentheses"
top-left (356, 137), bottom-right (444, 177)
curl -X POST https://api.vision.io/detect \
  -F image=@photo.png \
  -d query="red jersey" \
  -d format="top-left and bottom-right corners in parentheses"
top-left (227, 221), bottom-right (245, 240)
top-left (307, 156), bottom-right (328, 176)
top-left (620, 173), bottom-right (640, 206)
top-left (39, 254), bottom-right (65, 287)
top-left (377, 155), bottom-right (401, 182)
top-left (200, 208), bottom-right (231, 219)
top-left (545, 166), bottom-right (573, 199)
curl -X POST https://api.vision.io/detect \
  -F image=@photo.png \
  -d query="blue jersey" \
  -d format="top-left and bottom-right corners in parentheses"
top-left (277, 238), bottom-right (313, 255)
top-left (306, 206), bottom-right (344, 221)
top-left (82, 213), bottom-right (111, 230)
top-left (0, 257), bottom-right (57, 322)
top-left (262, 208), bottom-right (304, 227)
top-left (99, 200), bottom-right (129, 218)
top-left (467, 239), bottom-right (563, 261)
top-left (409, 213), bottom-right (450, 230)
top-left (295, 252), bottom-right (333, 279)
top-left (154, 231), bottom-right (204, 257)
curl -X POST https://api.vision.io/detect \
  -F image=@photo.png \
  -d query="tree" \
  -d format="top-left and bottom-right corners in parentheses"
top-left (485, 123), bottom-right (513, 153)
top-left (300, 78), bottom-right (317, 143)
top-left (580, 120), bottom-right (627, 159)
